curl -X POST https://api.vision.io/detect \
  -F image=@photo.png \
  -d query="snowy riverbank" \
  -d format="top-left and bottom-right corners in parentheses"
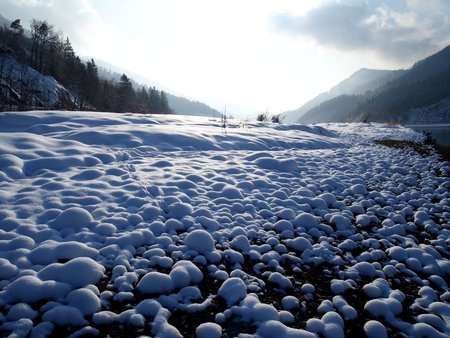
top-left (0, 111), bottom-right (449, 337)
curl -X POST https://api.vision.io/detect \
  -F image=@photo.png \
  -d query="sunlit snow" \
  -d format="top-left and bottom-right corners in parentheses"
top-left (0, 111), bottom-right (449, 337)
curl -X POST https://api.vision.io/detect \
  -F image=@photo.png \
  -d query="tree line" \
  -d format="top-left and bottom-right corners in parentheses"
top-left (0, 18), bottom-right (172, 113)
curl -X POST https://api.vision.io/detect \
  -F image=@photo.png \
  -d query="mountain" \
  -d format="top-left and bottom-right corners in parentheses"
top-left (282, 68), bottom-right (406, 123)
top-left (293, 45), bottom-right (450, 124)
top-left (90, 58), bottom-right (221, 117)
top-left (0, 13), bottom-right (10, 27)
top-left (91, 58), bottom-right (185, 97)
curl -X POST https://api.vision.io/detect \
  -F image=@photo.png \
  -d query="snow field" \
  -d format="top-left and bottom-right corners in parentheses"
top-left (0, 111), bottom-right (449, 337)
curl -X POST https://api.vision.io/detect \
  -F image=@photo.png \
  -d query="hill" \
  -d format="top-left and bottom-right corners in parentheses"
top-left (0, 14), bottom-right (220, 116)
top-left (287, 45), bottom-right (450, 124)
top-left (93, 60), bottom-right (221, 117)
top-left (282, 68), bottom-right (406, 123)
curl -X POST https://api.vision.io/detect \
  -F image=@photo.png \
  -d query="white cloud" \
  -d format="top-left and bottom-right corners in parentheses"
top-left (269, 0), bottom-right (450, 65)
top-left (1, 0), bottom-right (117, 59)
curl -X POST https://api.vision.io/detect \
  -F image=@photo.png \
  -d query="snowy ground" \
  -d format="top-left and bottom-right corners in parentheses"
top-left (0, 111), bottom-right (449, 338)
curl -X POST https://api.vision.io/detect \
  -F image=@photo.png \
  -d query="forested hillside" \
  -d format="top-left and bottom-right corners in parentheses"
top-left (0, 15), bottom-right (220, 117)
top-left (282, 68), bottom-right (407, 123)
top-left (296, 45), bottom-right (450, 124)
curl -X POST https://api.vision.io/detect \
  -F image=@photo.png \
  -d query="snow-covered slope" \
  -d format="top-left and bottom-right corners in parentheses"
top-left (0, 111), bottom-right (449, 338)
top-left (0, 55), bottom-right (77, 109)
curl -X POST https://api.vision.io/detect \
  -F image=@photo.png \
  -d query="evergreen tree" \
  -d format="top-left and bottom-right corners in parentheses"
top-left (85, 58), bottom-right (100, 108)
top-left (117, 73), bottom-right (136, 112)
top-left (148, 86), bottom-right (161, 113)
top-left (160, 91), bottom-right (170, 114)
top-left (136, 87), bottom-right (150, 113)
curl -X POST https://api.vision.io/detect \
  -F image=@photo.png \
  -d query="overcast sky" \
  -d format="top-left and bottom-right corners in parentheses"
top-left (2, 0), bottom-right (450, 117)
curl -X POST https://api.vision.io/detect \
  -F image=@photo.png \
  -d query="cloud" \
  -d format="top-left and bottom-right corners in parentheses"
top-left (269, 0), bottom-right (450, 64)
top-left (1, 0), bottom-right (117, 59)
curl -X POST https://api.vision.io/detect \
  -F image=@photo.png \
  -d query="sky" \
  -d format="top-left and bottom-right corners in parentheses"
top-left (2, 0), bottom-right (450, 118)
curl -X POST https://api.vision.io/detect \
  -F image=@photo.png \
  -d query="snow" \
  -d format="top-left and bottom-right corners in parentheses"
top-left (0, 111), bottom-right (449, 337)
top-left (196, 322), bottom-right (222, 338)
top-left (217, 277), bottom-right (247, 306)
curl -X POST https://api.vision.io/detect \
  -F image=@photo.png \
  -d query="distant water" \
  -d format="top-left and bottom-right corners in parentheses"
top-left (405, 124), bottom-right (450, 147)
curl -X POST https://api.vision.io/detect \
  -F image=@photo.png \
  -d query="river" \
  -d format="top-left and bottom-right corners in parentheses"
top-left (405, 124), bottom-right (450, 147)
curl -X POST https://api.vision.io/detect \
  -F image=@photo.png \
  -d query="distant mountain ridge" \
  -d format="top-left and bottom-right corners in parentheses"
top-left (282, 68), bottom-right (407, 123)
top-left (91, 59), bottom-right (221, 117)
top-left (284, 45), bottom-right (450, 124)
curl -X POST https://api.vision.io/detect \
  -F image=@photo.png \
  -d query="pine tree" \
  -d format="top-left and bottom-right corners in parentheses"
top-left (85, 58), bottom-right (100, 108)
top-left (136, 87), bottom-right (150, 113)
top-left (117, 73), bottom-right (136, 112)
top-left (148, 86), bottom-right (161, 113)
top-left (160, 91), bottom-right (170, 114)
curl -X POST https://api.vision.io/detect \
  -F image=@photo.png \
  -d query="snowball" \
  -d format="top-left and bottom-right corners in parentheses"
top-left (306, 318), bottom-right (325, 333)
top-left (294, 213), bottom-right (319, 230)
top-left (42, 305), bottom-right (88, 327)
top-left (333, 295), bottom-right (357, 320)
top-left (92, 311), bottom-right (119, 325)
top-left (229, 235), bottom-right (251, 253)
top-left (284, 237), bottom-right (312, 251)
top-left (414, 211), bottom-right (430, 226)
top-left (184, 229), bottom-right (215, 253)
top-left (279, 310), bottom-right (295, 324)
top-left (364, 298), bottom-right (403, 318)
top-left (330, 214), bottom-right (350, 231)
top-left (167, 202), bottom-right (194, 218)
top-left (351, 184), bottom-right (367, 195)
top-left (222, 185), bottom-right (244, 199)
top-left (37, 257), bottom-right (105, 288)
top-left (355, 214), bottom-right (371, 227)
top-left (301, 283), bottom-right (315, 293)
top-left (387, 246), bottom-right (408, 261)
top-left (149, 220), bottom-right (166, 235)
top-left (136, 272), bottom-right (175, 294)
top-left (2, 275), bottom-right (72, 304)
top-left (268, 272), bottom-right (292, 289)
top-left (319, 193), bottom-right (336, 206)
top-left (49, 207), bottom-right (94, 230)
top-left (257, 320), bottom-right (316, 338)
top-left (196, 216), bottom-right (220, 231)
top-left (317, 300), bottom-right (334, 314)
top-left (364, 320), bottom-right (387, 338)
top-left (66, 288), bottom-right (101, 316)
top-left (253, 303), bottom-right (279, 323)
top-left (0, 258), bottom-right (18, 279)
top-left (28, 240), bottom-right (99, 265)
top-left (281, 296), bottom-right (300, 311)
top-left (1, 318), bottom-right (34, 338)
top-left (30, 322), bottom-right (55, 338)
top-left (364, 284), bottom-right (383, 298)
top-left (169, 260), bottom-right (203, 288)
top-left (93, 222), bottom-right (117, 236)
top-left (169, 266), bottom-right (191, 289)
top-left (274, 220), bottom-right (294, 232)
top-left (7, 303), bottom-right (38, 321)
top-left (330, 279), bottom-right (354, 294)
top-left (196, 322), bottom-right (222, 338)
top-left (218, 277), bottom-right (247, 306)
top-left (135, 299), bottom-right (162, 317)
